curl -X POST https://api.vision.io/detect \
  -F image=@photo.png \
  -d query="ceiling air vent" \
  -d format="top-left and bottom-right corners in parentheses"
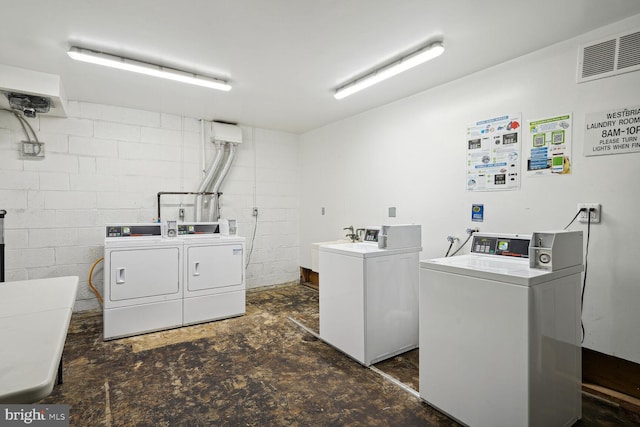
top-left (577, 29), bottom-right (640, 83)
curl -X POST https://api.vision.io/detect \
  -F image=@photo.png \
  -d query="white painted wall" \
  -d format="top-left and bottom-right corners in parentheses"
top-left (300, 15), bottom-right (640, 363)
top-left (0, 102), bottom-right (300, 311)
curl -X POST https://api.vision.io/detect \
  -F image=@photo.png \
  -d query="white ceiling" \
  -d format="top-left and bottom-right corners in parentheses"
top-left (1, 0), bottom-right (640, 134)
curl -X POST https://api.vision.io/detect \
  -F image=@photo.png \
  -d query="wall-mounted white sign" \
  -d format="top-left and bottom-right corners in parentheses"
top-left (584, 105), bottom-right (640, 156)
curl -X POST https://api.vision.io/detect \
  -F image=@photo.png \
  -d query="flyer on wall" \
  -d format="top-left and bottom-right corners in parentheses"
top-left (526, 114), bottom-right (572, 176)
top-left (466, 113), bottom-right (521, 191)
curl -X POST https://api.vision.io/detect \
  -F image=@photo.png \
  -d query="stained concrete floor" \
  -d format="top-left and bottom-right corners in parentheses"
top-left (41, 283), bottom-right (639, 426)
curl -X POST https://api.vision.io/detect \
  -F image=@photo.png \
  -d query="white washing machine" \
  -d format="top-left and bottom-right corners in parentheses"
top-left (419, 231), bottom-right (583, 427)
top-left (179, 222), bottom-right (245, 326)
top-left (104, 224), bottom-right (183, 340)
top-left (319, 224), bottom-right (421, 366)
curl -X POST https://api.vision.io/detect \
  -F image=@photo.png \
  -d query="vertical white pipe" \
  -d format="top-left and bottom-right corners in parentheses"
top-left (252, 127), bottom-right (257, 215)
top-left (195, 119), bottom-right (206, 221)
top-left (195, 140), bottom-right (224, 222)
top-left (211, 143), bottom-right (237, 194)
top-left (209, 142), bottom-right (237, 221)
top-left (200, 119), bottom-right (206, 175)
top-left (180, 116), bottom-right (185, 192)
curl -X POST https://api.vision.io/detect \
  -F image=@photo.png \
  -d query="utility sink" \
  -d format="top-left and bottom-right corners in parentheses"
top-left (340, 242), bottom-right (377, 251)
top-left (310, 239), bottom-right (352, 273)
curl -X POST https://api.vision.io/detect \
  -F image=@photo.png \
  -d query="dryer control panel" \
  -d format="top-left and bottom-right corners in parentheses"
top-left (178, 223), bottom-right (220, 236)
top-left (106, 224), bottom-right (161, 238)
top-left (471, 234), bottom-right (530, 258)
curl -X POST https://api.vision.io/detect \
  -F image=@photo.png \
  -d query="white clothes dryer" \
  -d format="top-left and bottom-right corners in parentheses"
top-left (178, 223), bottom-right (245, 326)
top-left (103, 224), bottom-right (183, 340)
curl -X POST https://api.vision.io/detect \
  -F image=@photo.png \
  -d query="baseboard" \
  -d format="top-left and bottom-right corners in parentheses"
top-left (583, 347), bottom-right (640, 400)
top-left (583, 383), bottom-right (640, 408)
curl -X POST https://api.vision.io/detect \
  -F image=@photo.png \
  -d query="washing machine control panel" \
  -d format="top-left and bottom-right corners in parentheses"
top-left (363, 228), bottom-right (379, 242)
top-left (471, 235), bottom-right (530, 258)
top-left (106, 224), bottom-right (162, 238)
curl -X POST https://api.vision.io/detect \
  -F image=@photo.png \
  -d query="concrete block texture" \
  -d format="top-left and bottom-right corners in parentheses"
top-left (0, 101), bottom-right (300, 308)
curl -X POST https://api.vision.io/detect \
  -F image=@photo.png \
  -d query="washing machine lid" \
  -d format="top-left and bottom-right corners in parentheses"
top-left (420, 254), bottom-right (582, 286)
top-left (320, 242), bottom-right (421, 258)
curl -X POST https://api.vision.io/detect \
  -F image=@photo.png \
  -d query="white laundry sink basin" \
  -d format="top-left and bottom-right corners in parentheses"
top-left (310, 239), bottom-right (352, 272)
top-left (338, 242), bottom-right (377, 251)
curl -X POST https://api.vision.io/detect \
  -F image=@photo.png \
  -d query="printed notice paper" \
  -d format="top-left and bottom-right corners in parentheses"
top-left (466, 113), bottom-right (521, 191)
top-left (527, 114), bottom-right (572, 177)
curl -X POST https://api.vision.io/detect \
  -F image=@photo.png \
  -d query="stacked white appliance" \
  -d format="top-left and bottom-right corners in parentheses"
top-left (103, 222), bottom-right (245, 340)
top-left (419, 231), bottom-right (583, 427)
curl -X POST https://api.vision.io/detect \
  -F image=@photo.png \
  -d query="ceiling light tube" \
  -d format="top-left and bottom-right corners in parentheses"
top-left (334, 41), bottom-right (444, 100)
top-left (67, 47), bottom-right (231, 91)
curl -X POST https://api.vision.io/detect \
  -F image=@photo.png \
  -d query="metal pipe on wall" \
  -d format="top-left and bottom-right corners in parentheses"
top-left (200, 119), bottom-right (206, 174)
top-left (195, 140), bottom-right (224, 221)
top-left (0, 209), bottom-right (6, 282)
top-left (193, 122), bottom-right (243, 222)
top-left (208, 143), bottom-right (238, 221)
top-left (157, 192), bottom-right (215, 222)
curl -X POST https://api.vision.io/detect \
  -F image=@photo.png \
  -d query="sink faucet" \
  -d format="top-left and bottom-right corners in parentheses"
top-left (343, 225), bottom-right (357, 242)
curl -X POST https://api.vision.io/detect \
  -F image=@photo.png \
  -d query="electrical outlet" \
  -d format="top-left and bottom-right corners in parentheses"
top-left (21, 140), bottom-right (45, 158)
top-left (253, 207), bottom-right (259, 217)
top-left (578, 203), bottom-right (601, 223)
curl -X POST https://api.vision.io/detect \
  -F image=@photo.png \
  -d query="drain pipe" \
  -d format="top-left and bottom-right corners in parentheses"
top-left (0, 209), bottom-right (6, 282)
top-left (200, 119), bottom-right (206, 176)
top-left (195, 140), bottom-right (224, 221)
top-left (208, 142), bottom-right (238, 221)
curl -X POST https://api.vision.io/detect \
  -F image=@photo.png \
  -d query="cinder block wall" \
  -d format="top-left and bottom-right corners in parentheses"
top-left (0, 101), bottom-right (300, 311)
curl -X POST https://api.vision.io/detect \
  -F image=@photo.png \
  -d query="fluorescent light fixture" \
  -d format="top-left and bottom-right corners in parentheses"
top-left (67, 46), bottom-right (231, 91)
top-left (334, 41), bottom-right (444, 100)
